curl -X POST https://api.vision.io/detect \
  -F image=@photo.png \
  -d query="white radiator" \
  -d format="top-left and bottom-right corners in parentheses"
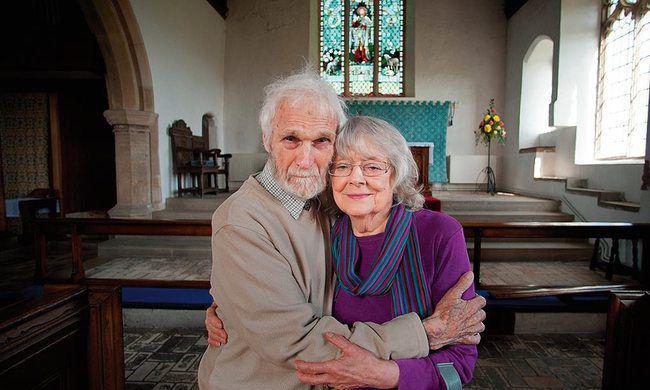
top-left (229, 153), bottom-right (268, 182)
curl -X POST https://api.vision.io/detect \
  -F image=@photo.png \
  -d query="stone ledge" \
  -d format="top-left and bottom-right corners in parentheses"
top-left (534, 176), bottom-right (567, 182)
top-left (104, 109), bottom-right (158, 127)
top-left (519, 146), bottom-right (556, 153)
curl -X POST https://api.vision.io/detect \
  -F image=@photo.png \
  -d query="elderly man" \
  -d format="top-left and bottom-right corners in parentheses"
top-left (198, 69), bottom-right (485, 389)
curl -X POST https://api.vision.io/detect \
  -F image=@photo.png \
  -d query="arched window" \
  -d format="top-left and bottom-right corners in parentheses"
top-left (595, 0), bottom-right (649, 159)
top-left (319, 0), bottom-right (404, 96)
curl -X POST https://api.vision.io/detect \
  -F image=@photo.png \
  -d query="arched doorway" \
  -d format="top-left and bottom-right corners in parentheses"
top-left (78, 0), bottom-right (162, 217)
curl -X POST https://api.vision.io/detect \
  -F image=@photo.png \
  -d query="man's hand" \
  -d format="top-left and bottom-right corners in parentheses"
top-left (295, 333), bottom-right (399, 389)
top-left (205, 302), bottom-right (228, 347)
top-left (422, 271), bottom-right (486, 350)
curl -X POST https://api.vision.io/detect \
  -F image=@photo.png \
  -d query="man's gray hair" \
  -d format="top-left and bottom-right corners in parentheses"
top-left (336, 116), bottom-right (425, 210)
top-left (260, 67), bottom-right (348, 152)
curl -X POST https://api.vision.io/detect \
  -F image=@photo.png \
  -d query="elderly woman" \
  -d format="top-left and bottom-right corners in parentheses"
top-left (206, 115), bottom-right (480, 389)
top-left (292, 116), bottom-right (477, 389)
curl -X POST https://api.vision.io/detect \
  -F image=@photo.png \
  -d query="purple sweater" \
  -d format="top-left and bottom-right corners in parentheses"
top-left (332, 209), bottom-right (477, 389)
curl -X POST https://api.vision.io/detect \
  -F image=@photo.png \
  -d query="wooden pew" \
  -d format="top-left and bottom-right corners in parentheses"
top-left (27, 218), bottom-right (650, 389)
top-left (603, 291), bottom-right (650, 389)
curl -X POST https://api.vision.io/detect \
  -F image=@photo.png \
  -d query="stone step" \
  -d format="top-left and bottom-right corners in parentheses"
top-left (98, 236), bottom-right (211, 258)
top-left (430, 191), bottom-right (561, 212)
top-left (152, 210), bottom-right (213, 220)
top-left (441, 199), bottom-right (560, 212)
top-left (449, 210), bottom-right (574, 222)
top-left (566, 187), bottom-right (620, 197)
top-left (599, 200), bottom-right (641, 212)
top-left (467, 240), bottom-right (593, 262)
top-left (164, 195), bottom-right (231, 212)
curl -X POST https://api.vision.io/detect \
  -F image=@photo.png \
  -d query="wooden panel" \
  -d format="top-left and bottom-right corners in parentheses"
top-left (0, 139), bottom-right (4, 231)
top-left (409, 146), bottom-right (431, 196)
top-left (0, 284), bottom-right (88, 390)
top-left (87, 284), bottom-right (124, 390)
top-left (48, 93), bottom-right (64, 215)
top-left (603, 291), bottom-right (650, 389)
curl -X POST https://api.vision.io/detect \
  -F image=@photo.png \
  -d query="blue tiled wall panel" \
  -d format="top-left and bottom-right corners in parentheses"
top-left (346, 100), bottom-right (450, 183)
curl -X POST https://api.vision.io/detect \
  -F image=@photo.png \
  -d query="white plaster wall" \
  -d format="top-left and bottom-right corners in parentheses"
top-left (222, 0), bottom-right (311, 154)
top-left (221, 0), bottom-right (506, 162)
top-left (412, 0), bottom-right (506, 159)
top-left (130, 0), bottom-right (226, 200)
top-left (503, 0), bottom-right (650, 222)
top-left (554, 0), bottom-right (599, 164)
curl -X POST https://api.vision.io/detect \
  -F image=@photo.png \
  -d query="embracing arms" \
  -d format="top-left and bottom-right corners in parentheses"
top-left (210, 224), bottom-right (429, 369)
top-left (208, 224), bottom-right (485, 379)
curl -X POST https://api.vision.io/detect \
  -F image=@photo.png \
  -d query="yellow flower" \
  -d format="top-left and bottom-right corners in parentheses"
top-left (493, 115), bottom-right (500, 122)
top-left (484, 115), bottom-right (491, 121)
top-left (484, 124), bottom-right (492, 132)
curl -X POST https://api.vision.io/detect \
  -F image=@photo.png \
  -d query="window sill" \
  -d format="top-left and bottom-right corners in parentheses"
top-left (575, 157), bottom-right (645, 166)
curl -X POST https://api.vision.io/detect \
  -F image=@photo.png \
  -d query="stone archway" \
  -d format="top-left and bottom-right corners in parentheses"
top-left (78, 0), bottom-right (162, 217)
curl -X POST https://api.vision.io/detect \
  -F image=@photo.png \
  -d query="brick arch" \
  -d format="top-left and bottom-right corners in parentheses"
top-left (79, 0), bottom-right (162, 216)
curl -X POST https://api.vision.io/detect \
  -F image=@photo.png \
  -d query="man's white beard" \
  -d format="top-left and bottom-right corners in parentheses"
top-left (272, 157), bottom-right (326, 200)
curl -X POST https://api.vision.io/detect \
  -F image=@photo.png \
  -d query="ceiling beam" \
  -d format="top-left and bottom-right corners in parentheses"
top-left (505, 0), bottom-right (529, 20)
top-left (206, 0), bottom-right (228, 19)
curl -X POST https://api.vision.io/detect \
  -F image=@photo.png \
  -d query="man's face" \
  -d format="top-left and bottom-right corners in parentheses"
top-left (267, 101), bottom-right (337, 199)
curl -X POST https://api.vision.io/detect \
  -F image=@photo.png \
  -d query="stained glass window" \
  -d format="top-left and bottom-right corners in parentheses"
top-left (320, 0), bottom-right (405, 96)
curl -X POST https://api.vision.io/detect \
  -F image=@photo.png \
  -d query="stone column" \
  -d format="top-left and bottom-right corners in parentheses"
top-left (104, 109), bottom-right (158, 218)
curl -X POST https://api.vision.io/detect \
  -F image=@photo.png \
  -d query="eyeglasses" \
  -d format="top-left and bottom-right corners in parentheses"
top-left (328, 161), bottom-right (391, 177)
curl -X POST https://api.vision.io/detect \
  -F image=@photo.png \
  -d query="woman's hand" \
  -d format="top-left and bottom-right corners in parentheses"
top-left (422, 272), bottom-right (486, 350)
top-left (205, 302), bottom-right (228, 347)
top-left (295, 332), bottom-right (399, 389)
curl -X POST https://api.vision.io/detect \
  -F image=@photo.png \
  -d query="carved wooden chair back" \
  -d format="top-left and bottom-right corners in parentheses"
top-left (169, 120), bottom-right (195, 171)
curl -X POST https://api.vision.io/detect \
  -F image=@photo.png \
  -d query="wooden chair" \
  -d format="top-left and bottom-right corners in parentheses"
top-left (409, 145), bottom-right (432, 196)
top-left (603, 291), bottom-right (650, 389)
top-left (169, 120), bottom-right (231, 197)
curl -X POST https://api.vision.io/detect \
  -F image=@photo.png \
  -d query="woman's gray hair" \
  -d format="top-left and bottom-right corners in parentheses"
top-left (259, 67), bottom-right (348, 152)
top-left (335, 116), bottom-right (425, 210)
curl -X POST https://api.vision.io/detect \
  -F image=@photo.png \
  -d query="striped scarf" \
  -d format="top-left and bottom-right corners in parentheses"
top-left (331, 204), bottom-right (433, 318)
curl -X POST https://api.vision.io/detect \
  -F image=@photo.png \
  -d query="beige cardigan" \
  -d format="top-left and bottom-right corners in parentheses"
top-left (198, 177), bottom-right (428, 389)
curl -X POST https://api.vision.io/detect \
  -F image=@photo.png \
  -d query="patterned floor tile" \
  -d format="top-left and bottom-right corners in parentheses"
top-left (124, 328), bottom-right (604, 389)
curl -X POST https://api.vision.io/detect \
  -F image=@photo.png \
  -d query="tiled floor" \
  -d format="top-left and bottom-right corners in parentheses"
top-left (481, 261), bottom-right (632, 286)
top-left (469, 334), bottom-right (603, 389)
top-left (124, 328), bottom-right (604, 389)
top-left (124, 328), bottom-right (207, 390)
top-left (86, 256), bottom-right (211, 280)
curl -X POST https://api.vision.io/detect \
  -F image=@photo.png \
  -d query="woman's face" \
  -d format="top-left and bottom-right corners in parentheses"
top-left (331, 147), bottom-right (393, 219)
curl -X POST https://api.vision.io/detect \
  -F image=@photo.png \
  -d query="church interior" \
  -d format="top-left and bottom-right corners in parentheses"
top-left (1, 0), bottom-right (649, 388)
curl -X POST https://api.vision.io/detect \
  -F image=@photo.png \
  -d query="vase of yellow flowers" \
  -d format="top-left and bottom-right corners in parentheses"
top-left (475, 98), bottom-right (506, 195)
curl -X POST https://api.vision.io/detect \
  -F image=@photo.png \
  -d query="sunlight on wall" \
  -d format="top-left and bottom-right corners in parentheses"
top-left (519, 36), bottom-right (554, 149)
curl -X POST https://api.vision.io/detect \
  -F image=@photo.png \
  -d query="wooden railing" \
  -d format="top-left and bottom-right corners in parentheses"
top-left (33, 218), bottom-right (650, 293)
top-left (464, 222), bottom-right (650, 297)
